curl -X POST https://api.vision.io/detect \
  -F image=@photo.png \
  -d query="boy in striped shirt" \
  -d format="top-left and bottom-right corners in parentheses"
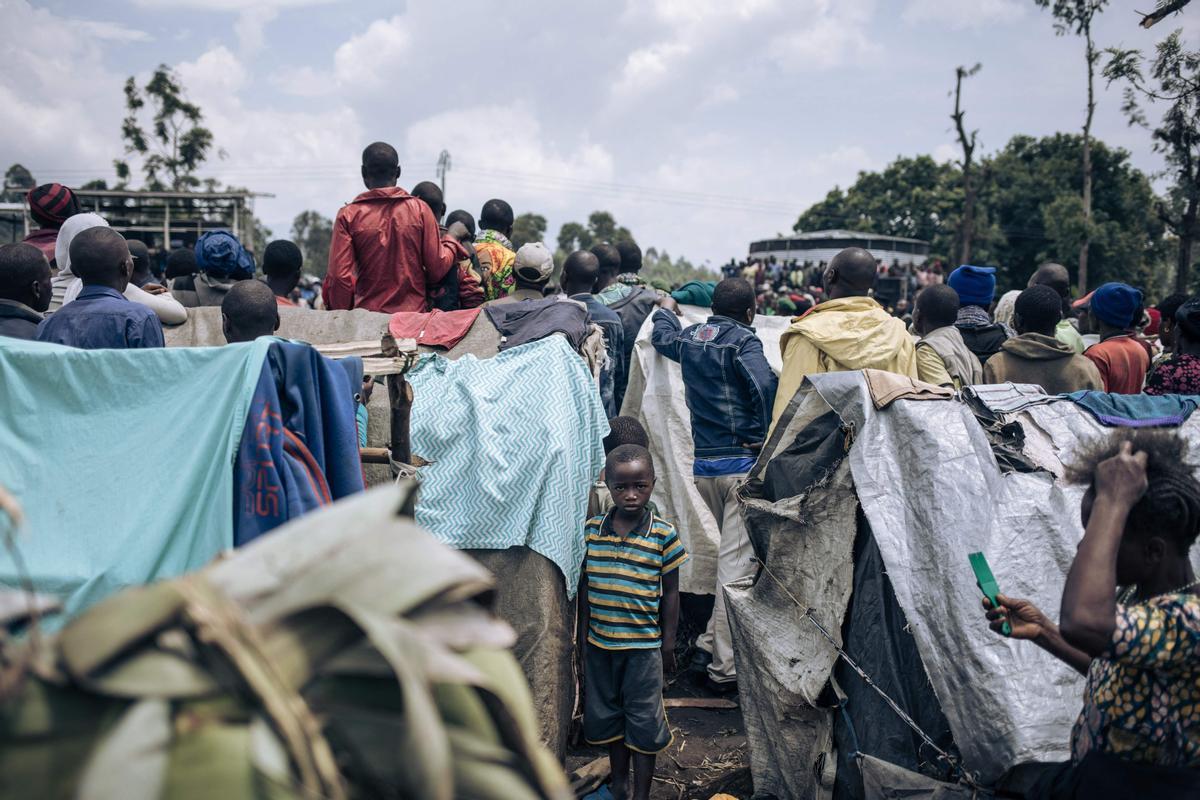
top-left (577, 444), bottom-right (688, 800)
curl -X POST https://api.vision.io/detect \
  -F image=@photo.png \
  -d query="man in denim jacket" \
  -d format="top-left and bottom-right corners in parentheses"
top-left (651, 277), bottom-right (778, 691)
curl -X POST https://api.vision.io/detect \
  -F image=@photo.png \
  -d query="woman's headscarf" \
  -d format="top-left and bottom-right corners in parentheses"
top-left (54, 213), bottom-right (109, 280)
top-left (49, 213), bottom-right (109, 311)
top-left (195, 230), bottom-right (255, 280)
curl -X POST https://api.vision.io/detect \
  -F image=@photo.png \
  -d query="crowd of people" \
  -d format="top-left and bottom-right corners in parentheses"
top-left (721, 252), bottom-right (946, 319)
top-left (2, 140), bottom-right (1200, 799)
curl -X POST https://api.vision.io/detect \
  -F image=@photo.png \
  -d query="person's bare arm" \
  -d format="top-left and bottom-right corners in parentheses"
top-left (660, 569), bottom-right (680, 673)
top-left (985, 595), bottom-right (1092, 676)
top-left (1060, 442), bottom-right (1148, 658)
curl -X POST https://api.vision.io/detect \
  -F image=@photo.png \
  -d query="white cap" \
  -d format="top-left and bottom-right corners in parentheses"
top-left (514, 242), bottom-right (555, 282)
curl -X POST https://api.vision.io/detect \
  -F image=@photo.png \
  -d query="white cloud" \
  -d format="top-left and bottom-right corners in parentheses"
top-left (0, 2), bottom-right (131, 178)
top-left (700, 82), bottom-right (740, 108)
top-left (68, 20), bottom-right (153, 43)
top-left (404, 105), bottom-right (614, 212)
top-left (634, 0), bottom-right (780, 27)
top-left (271, 13), bottom-right (411, 97)
top-left (132, 0), bottom-right (338, 55)
top-left (766, 0), bottom-right (877, 71)
top-left (176, 46), bottom-right (248, 99)
top-left (333, 15), bottom-right (410, 90)
top-left (613, 41), bottom-right (692, 97)
top-left (269, 65), bottom-right (337, 97)
top-left (172, 47), bottom-right (365, 225)
top-left (933, 142), bottom-right (960, 163)
top-left (902, 0), bottom-right (1025, 30)
top-left (233, 6), bottom-right (278, 54)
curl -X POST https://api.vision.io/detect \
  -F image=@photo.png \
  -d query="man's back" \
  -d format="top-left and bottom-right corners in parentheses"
top-left (916, 325), bottom-right (982, 388)
top-left (37, 286), bottom-right (164, 350)
top-left (773, 296), bottom-right (917, 425)
top-left (1084, 335), bottom-right (1150, 394)
top-left (652, 311), bottom-right (777, 460)
top-left (323, 187), bottom-right (460, 313)
top-left (572, 293), bottom-right (625, 416)
top-left (983, 333), bottom-right (1103, 394)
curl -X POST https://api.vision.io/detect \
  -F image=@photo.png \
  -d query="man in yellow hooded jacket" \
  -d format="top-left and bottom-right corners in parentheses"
top-left (771, 247), bottom-right (919, 428)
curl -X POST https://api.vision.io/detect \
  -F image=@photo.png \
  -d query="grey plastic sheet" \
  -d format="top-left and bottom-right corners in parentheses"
top-left (725, 383), bottom-right (858, 799)
top-left (820, 372), bottom-right (1083, 783)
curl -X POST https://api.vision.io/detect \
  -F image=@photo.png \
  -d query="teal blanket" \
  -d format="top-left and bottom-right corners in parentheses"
top-left (408, 336), bottom-right (608, 595)
top-left (0, 336), bottom-right (270, 618)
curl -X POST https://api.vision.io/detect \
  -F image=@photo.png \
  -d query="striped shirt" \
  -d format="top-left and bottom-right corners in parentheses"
top-left (583, 511), bottom-right (689, 650)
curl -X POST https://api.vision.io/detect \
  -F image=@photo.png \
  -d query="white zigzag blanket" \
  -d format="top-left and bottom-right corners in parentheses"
top-left (408, 336), bottom-right (608, 595)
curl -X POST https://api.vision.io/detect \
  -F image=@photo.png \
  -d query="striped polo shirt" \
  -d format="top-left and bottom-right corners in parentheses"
top-left (583, 511), bottom-right (689, 650)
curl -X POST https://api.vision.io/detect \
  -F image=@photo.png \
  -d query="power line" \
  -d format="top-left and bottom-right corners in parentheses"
top-left (26, 161), bottom-right (802, 215)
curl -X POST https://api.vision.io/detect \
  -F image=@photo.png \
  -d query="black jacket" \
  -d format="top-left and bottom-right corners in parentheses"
top-left (0, 300), bottom-right (42, 340)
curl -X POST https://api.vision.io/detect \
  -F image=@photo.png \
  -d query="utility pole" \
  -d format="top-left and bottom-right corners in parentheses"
top-left (436, 150), bottom-right (451, 200)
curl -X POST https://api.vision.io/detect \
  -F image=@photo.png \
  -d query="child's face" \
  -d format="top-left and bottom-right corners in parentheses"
top-left (605, 459), bottom-right (655, 515)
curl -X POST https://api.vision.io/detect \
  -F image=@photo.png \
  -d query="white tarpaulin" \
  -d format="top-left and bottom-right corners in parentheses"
top-left (730, 372), bottom-right (1200, 796)
top-left (620, 306), bottom-right (790, 594)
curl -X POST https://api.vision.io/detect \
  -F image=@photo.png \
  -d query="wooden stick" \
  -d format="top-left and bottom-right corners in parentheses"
top-left (359, 448), bottom-right (391, 465)
top-left (663, 697), bottom-right (738, 710)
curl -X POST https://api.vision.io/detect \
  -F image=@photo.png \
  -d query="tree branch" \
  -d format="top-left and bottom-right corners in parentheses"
top-left (1141, 0), bottom-right (1193, 29)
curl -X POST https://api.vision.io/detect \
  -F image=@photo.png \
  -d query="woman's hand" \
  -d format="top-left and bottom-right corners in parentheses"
top-left (1092, 440), bottom-right (1149, 509)
top-left (984, 594), bottom-right (1051, 641)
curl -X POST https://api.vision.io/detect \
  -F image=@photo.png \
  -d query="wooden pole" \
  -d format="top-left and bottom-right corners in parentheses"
top-left (381, 333), bottom-right (414, 468)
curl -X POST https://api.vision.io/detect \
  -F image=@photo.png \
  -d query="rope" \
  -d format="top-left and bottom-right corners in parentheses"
top-left (756, 558), bottom-right (984, 791)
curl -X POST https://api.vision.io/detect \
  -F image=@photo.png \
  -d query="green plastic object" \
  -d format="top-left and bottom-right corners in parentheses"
top-left (969, 551), bottom-right (1011, 637)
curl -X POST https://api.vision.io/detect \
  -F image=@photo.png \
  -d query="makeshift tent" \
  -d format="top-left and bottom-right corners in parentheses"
top-left (727, 371), bottom-right (1200, 798)
top-left (0, 482), bottom-right (570, 800)
top-left (165, 306), bottom-right (606, 761)
top-left (0, 336), bottom-right (362, 620)
top-left (621, 305), bottom-right (791, 594)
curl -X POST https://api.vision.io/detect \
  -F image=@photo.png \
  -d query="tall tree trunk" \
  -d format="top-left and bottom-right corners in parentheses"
top-left (960, 168), bottom-right (975, 264)
top-left (1079, 25), bottom-right (1096, 294)
top-left (1178, 198), bottom-right (1198, 295)
top-left (951, 65), bottom-right (979, 265)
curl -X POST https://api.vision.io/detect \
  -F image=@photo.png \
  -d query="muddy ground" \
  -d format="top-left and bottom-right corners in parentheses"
top-left (566, 595), bottom-right (754, 799)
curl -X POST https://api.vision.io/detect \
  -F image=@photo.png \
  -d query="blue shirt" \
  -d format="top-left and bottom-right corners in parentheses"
top-left (37, 286), bottom-right (164, 350)
top-left (571, 293), bottom-right (627, 416)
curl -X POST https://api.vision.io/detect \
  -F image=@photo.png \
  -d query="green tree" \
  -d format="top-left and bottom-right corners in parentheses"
top-left (1034, 0), bottom-right (1111, 291)
top-left (556, 211), bottom-right (635, 255)
top-left (1105, 29), bottom-right (1200, 292)
top-left (2, 163), bottom-right (34, 202)
top-left (291, 210), bottom-right (333, 277)
top-left (792, 134), bottom-right (1170, 295)
top-left (794, 155), bottom-right (965, 256)
top-left (641, 248), bottom-right (719, 289)
top-left (115, 65), bottom-right (216, 191)
top-left (557, 221), bottom-right (590, 253)
top-left (981, 134), bottom-right (1167, 291)
top-left (511, 212), bottom-right (547, 249)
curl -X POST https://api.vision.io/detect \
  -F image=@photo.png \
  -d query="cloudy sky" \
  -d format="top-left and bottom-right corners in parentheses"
top-left (2, 0), bottom-right (1195, 266)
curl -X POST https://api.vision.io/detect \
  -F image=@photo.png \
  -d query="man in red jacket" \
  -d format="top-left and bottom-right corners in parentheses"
top-left (322, 142), bottom-right (468, 313)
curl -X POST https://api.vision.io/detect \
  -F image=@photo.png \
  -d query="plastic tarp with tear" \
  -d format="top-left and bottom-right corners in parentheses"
top-left (735, 373), bottom-right (1200, 796)
top-left (621, 306), bottom-right (790, 594)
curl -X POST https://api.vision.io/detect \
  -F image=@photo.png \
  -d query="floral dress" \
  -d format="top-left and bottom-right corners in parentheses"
top-left (1071, 594), bottom-right (1200, 767)
top-left (1145, 353), bottom-right (1200, 396)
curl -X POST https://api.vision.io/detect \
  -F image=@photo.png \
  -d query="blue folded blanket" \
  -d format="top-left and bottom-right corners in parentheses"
top-left (1064, 390), bottom-right (1199, 428)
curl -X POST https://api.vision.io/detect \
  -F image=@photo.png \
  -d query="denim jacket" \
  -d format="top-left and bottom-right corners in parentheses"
top-left (651, 310), bottom-right (778, 459)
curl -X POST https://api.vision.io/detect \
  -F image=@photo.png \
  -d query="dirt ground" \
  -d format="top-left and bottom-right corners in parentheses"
top-left (566, 595), bottom-right (754, 800)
